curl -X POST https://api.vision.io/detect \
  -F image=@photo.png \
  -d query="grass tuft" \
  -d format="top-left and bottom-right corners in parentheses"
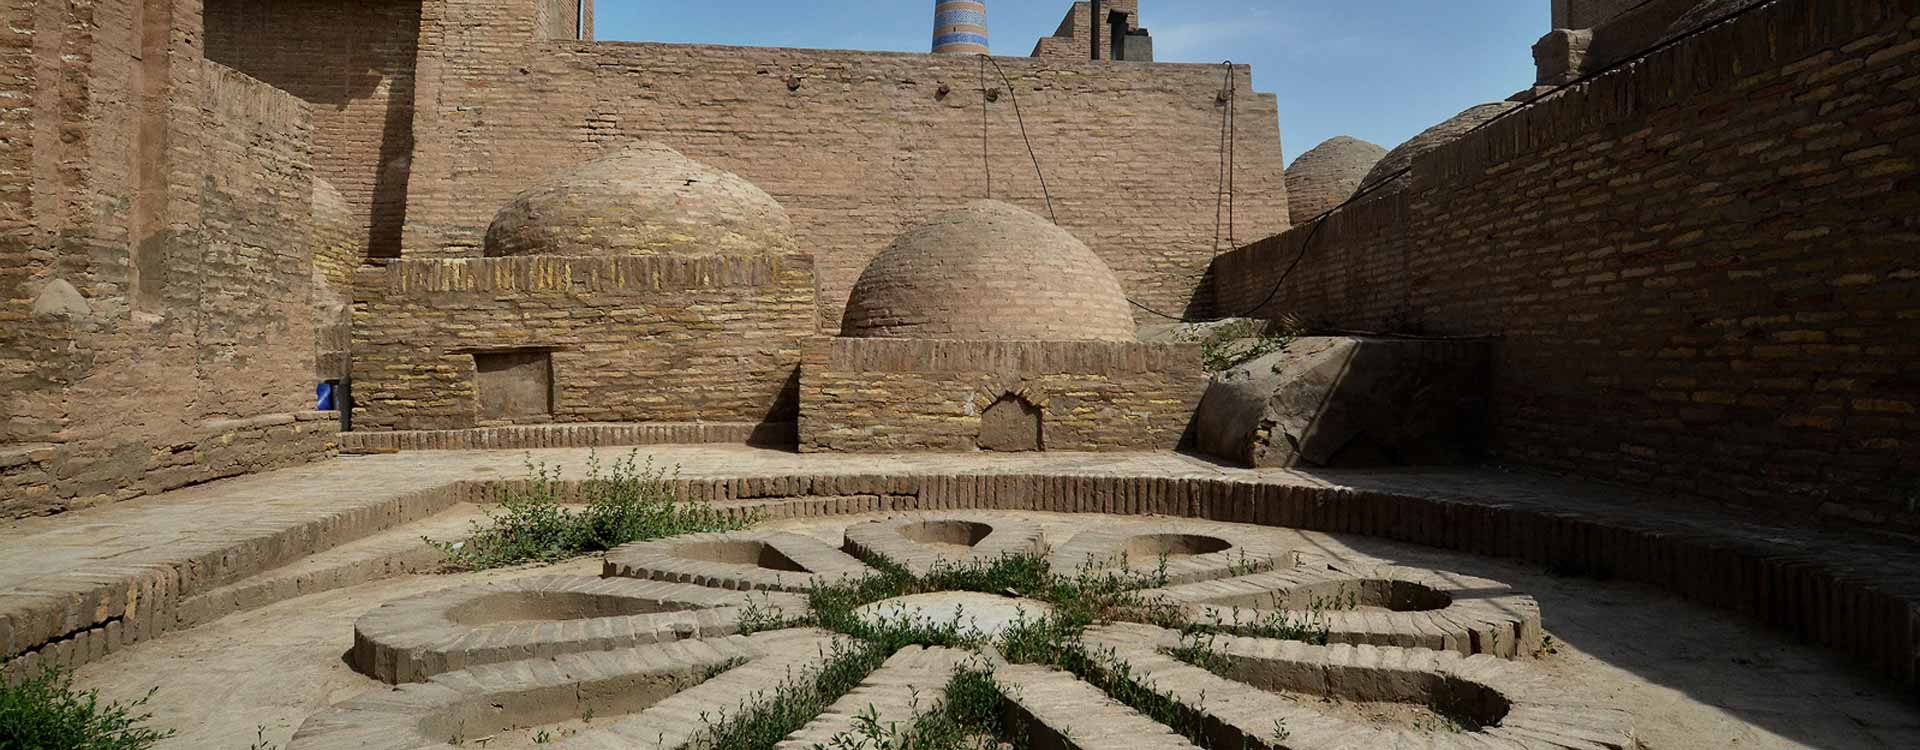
top-left (433, 450), bottom-right (753, 571)
top-left (0, 668), bottom-right (174, 750)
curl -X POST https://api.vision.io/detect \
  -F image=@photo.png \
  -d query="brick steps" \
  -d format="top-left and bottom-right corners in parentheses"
top-left (170, 504), bottom-right (487, 632)
top-left (0, 463), bottom-right (474, 683)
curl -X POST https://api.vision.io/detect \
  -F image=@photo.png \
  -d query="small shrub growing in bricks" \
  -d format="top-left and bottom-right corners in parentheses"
top-left (433, 450), bottom-right (752, 570)
top-left (815, 663), bottom-right (1008, 749)
top-left (0, 668), bottom-right (173, 750)
top-left (1183, 319), bottom-right (1298, 373)
top-left (693, 639), bottom-right (891, 750)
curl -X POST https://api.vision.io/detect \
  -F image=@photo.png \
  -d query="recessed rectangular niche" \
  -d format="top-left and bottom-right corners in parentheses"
top-left (473, 350), bottom-right (554, 421)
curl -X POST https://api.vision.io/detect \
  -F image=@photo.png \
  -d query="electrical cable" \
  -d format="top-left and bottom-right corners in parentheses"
top-left (980, 55), bottom-right (1056, 224)
top-left (979, 55), bottom-right (992, 200)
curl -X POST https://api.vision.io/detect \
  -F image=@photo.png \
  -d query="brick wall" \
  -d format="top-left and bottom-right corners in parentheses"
top-left (1032, 0), bottom-right (1139, 60)
top-left (351, 254), bottom-right (818, 432)
top-left (533, 0), bottom-right (586, 41)
top-left (312, 179), bottom-right (359, 380)
top-left (195, 63), bottom-right (321, 417)
top-left (402, 0), bottom-right (1286, 329)
top-left (799, 338), bottom-right (1206, 453)
top-left (1216, 0), bottom-right (1920, 528)
top-left (204, 0), bottom-right (422, 259)
top-left (0, 0), bottom-right (337, 519)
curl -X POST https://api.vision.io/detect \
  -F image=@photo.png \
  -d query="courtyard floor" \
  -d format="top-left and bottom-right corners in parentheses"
top-left (3, 446), bottom-right (1917, 749)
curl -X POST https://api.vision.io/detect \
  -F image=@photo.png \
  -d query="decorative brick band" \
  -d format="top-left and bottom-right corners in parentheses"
top-left (808, 337), bottom-right (1201, 375)
top-left (339, 422), bottom-right (798, 453)
top-left (373, 253), bottom-right (811, 294)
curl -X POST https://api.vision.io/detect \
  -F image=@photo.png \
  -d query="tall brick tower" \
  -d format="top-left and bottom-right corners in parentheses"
top-left (932, 1), bottom-right (990, 55)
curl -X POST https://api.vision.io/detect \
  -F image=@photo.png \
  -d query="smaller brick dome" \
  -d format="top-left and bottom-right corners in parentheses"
top-left (484, 143), bottom-right (793, 257)
top-left (1359, 103), bottom-right (1519, 194)
top-left (841, 200), bottom-right (1135, 341)
top-left (1286, 136), bottom-right (1387, 223)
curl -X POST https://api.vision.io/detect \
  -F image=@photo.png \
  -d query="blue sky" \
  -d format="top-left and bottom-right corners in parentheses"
top-left (592, 1), bottom-right (1548, 165)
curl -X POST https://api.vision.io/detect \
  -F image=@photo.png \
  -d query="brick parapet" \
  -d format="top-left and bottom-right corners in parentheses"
top-left (352, 253), bottom-right (818, 432)
top-left (799, 338), bottom-right (1206, 452)
top-left (1213, 0), bottom-right (1920, 528)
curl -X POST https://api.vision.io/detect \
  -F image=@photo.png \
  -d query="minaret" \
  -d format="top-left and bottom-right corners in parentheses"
top-left (932, 1), bottom-right (990, 55)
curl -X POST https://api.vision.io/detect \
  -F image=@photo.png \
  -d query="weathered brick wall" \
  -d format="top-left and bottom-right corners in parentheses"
top-left (1216, 0), bottom-right (1920, 527)
top-left (0, 0), bottom-right (40, 448)
top-left (1032, 0), bottom-right (1139, 60)
top-left (1, 0), bottom-right (337, 518)
top-left (195, 63), bottom-right (321, 417)
top-left (351, 254), bottom-right (818, 432)
top-left (312, 179), bottom-right (359, 380)
top-left (403, 0), bottom-right (1287, 329)
top-left (533, 0), bottom-right (586, 41)
top-left (799, 338), bottom-right (1206, 453)
top-left (204, 0), bottom-right (422, 259)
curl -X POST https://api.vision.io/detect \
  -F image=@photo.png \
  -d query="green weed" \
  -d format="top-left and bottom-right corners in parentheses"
top-left (0, 668), bottom-right (174, 750)
top-left (433, 451), bottom-right (752, 570)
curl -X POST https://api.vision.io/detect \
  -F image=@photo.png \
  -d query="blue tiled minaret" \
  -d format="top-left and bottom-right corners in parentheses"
top-left (933, 1), bottom-right (989, 55)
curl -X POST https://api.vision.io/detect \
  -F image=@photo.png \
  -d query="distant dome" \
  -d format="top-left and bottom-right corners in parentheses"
top-left (841, 200), bottom-right (1135, 341)
top-left (1286, 136), bottom-right (1387, 223)
top-left (484, 143), bottom-right (793, 257)
top-left (1359, 103), bottom-right (1519, 194)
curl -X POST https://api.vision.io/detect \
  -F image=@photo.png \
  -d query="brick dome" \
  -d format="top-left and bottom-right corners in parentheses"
top-left (484, 143), bottom-right (793, 257)
top-left (841, 200), bottom-right (1135, 341)
top-left (1359, 102), bottom-right (1519, 194)
top-left (1286, 136), bottom-right (1387, 223)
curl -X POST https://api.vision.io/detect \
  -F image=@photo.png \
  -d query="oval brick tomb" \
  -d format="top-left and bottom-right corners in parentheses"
top-left (1083, 623), bottom-right (1637, 750)
top-left (1048, 521), bottom-right (1303, 584)
top-left (842, 513), bottom-right (1047, 574)
top-left (350, 575), bottom-right (805, 683)
top-left (295, 630), bottom-right (840, 750)
top-left (604, 530), bottom-right (873, 592)
top-left (1146, 564), bottom-right (1543, 657)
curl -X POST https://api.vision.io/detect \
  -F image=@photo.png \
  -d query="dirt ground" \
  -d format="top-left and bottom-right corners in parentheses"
top-left (73, 514), bottom-right (1920, 750)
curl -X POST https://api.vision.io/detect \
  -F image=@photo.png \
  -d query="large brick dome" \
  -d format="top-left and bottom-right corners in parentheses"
top-left (484, 143), bottom-right (793, 257)
top-left (1359, 102), bottom-right (1518, 194)
top-left (841, 200), bottom-right (1135, 341)
top-left (1286, 136), bottom-right (1387, 223)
